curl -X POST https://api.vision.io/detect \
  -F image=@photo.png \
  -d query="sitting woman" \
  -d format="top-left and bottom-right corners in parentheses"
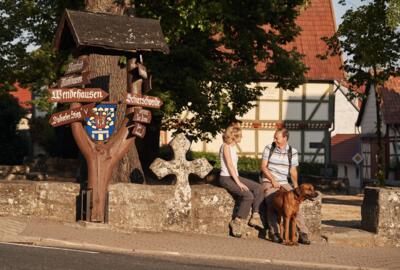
top-left (219, 125), bottom-right (264, 237)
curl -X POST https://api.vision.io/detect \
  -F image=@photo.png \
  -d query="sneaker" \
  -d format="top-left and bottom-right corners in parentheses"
top-left (229, 217), bottom-right (243, 238)
top-left (248, 212), bottom-right (264, 229)
top-left (298, 233), bottom-right (311, 245)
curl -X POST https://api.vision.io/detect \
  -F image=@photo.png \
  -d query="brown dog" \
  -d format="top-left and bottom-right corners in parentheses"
top-left (272, 183), bottom-right (318, 245)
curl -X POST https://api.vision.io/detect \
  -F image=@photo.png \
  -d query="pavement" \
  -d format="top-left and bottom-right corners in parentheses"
top-left (0, 216), bottom-right (399, 270)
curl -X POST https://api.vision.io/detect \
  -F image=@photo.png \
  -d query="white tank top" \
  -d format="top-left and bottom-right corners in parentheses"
top-left (220, 144), bottom-right (239, 177)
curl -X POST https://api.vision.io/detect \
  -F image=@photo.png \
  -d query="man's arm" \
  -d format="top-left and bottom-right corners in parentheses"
top-left (289, 148), bottom-right (299, 188)
top-left (290, 166), bottom-right (298, 188)
top-left (261, 159), bottom-right (280, 188)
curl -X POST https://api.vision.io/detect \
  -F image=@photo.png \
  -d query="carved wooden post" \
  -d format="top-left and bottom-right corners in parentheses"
top-left (51, 9), bottom-right (169, 222)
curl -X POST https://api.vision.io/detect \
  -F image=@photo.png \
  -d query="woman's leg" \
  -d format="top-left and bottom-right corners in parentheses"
top-left (238, 177), bottom-right (264, 228)
top-left (219, 176), bottom-right (254, 219)
top-left (238, 176), bottom-right (264, 213)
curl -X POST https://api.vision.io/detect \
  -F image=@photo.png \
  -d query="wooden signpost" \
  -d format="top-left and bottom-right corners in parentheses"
top-left (58, 72), bottom-right (91, 88)
top-left (133, 108), bottom-right (152, 124)
top-left (48, 88), bottom-right (109, 103)
top-left (126, 93), bottom-right (163, 108)
top-left (49, 103), bottom-right (95, 127)
top-left (50, 9), bottom-right (169, 223)
top-left (48, 55), bottom-right (164, 222)
top-left (64, 56), bottom-right (88, 75)
top-left (132, 123), bottom-right (146, 138)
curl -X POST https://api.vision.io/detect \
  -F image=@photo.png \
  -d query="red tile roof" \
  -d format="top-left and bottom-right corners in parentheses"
top-left (331, 134), bottom-right (361, 163)
top-left (356, 77), bottom-right (400, 126)
top-left (256, 0), bottom-right (344, 81)
top-left (381, 77), bottom-right (400, 124)
top-left (8, 83), bottom-right (32, 109)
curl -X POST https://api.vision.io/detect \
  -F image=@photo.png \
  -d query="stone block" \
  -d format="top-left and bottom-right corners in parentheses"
top-left (191, 185), bottom-right (235, 235)
top-left (0, 181), bottom-right (79, 222)
top-left (35, 182), bottom-right (80, 222)
top-left (108, 183), bottom-right (321, 238)
top-left (108, 183), bottom-right (175, 231)
top-left (300, 192), bottom-right (322, 239)
top-left (0, 181), bottom-right (37, 216)
top-left (362, 187), bottom-right (400, 246)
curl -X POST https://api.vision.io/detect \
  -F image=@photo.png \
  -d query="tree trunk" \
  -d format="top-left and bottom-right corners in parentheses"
top-left (374, 82), bottom-right (385, 184)
top-left (71, 111), bottom-right (135, 221)
top-left (84, 2), bottom-right (144, 184)
top-left (136, 115), bottom-right (161, 181)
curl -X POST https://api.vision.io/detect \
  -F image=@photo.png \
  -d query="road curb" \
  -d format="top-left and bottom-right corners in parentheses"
top-left (1, 237), bottom-right (386, 270)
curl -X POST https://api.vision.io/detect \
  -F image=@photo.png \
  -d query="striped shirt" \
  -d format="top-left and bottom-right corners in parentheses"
top-left (261, 143), bottom-right (299, 184)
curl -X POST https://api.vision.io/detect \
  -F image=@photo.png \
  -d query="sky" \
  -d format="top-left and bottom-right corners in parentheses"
top-left (332, 0), bottom-right (371, 26)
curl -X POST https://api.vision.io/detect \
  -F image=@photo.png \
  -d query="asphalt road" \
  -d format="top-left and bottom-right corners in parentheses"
top-left (0, 242), bottom-right (322, 270)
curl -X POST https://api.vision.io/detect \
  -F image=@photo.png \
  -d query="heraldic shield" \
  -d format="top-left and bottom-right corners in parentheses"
top-left (85, 103), bottom-right (117, 141)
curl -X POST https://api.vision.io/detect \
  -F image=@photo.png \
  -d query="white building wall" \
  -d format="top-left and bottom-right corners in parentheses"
top-left (360, 85), bottom-right (386, 135)
top-left (337, 163), bottom-right (361, 193)
top-left (332, 88), bottom-right (358, 136)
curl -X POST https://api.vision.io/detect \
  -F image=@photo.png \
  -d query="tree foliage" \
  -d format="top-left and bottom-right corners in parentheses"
top-left (1, 0), bottom-right (308, 142)
top-left (0, 0), bottom-right (82, 97)
top-left (135, 0), bottom-right (308, 140)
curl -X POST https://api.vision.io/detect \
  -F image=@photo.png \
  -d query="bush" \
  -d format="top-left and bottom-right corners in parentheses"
top-left (157, 148), bottom-right (337, 179)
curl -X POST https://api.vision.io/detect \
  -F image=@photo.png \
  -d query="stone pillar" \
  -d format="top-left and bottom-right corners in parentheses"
top-left (362, 187), bottom-right (400, 245)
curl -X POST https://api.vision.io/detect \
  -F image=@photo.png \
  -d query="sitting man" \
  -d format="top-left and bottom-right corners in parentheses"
top-left (260, 127), bottom-right (311, 245)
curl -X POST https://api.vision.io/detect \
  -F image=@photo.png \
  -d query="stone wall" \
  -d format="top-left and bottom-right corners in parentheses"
top-left (362, 187), bottom-right (400, 246)
top-left (0, 181), bottom-right (321, 239)
top-left (108, 183), bottom-right (322, 239)
top-left (0, 181), bottom-right (80, 222)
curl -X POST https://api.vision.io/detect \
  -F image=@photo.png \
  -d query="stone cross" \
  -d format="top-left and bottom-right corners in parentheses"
top-left (150, 133), bottom-right (213, 225)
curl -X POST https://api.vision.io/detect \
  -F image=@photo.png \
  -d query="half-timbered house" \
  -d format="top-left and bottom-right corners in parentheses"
top-left (170, 0), bottom-right (344, 165)
top-left (356, 77), bottom-right (400, 184)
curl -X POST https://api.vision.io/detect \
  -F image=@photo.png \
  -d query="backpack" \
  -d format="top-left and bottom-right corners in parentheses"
top-left (259, 142), bottom-right (293, 183)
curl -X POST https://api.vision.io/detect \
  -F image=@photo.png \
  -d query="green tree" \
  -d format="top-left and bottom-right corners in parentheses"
top-left (322, 0), bottom-right (400, 184)
top-left (1, 1), bottom-right (309, 174)
top-left (1, 0), bottom-right (308, 139)
top-left (134, 0), bottom-right (308, 141)
top-left (0, 1), bottom-right (83, 96)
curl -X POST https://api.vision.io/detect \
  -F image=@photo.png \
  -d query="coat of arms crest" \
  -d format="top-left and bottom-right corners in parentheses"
top-left (85, 104), bottom-right (117, 141)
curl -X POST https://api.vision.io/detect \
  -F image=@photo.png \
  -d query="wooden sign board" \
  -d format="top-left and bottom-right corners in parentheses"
top-left (65, 57), bottom-right (88, 75)
top-left (58, 72), bottom-right (90, 88)
top-left (49, 103), bottom-right (95, 127)
top-left (132, 123), bottom-right (146, 138)
top-left (309, 142), bottom-right (325, 149)
top-left (133, 108), bottom-right (152, 124)
top-left (48, 88), bottom-right (109, 103)
top-left (126, 93), bottom-right (163, 108)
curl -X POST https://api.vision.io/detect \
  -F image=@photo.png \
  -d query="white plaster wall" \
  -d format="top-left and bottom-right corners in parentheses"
top-left (360, 85), bottom-right (386, 135)
top-left (337, 163), bottom-right (361, 190)
top-left (304, 131), bottom-right (325, 153)
top-left (306, 83), bottom-right (330, 100)
top-left (332, 89), bottom-right (358, 136)
top-left (305, 103), bottom-right (329, 121)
